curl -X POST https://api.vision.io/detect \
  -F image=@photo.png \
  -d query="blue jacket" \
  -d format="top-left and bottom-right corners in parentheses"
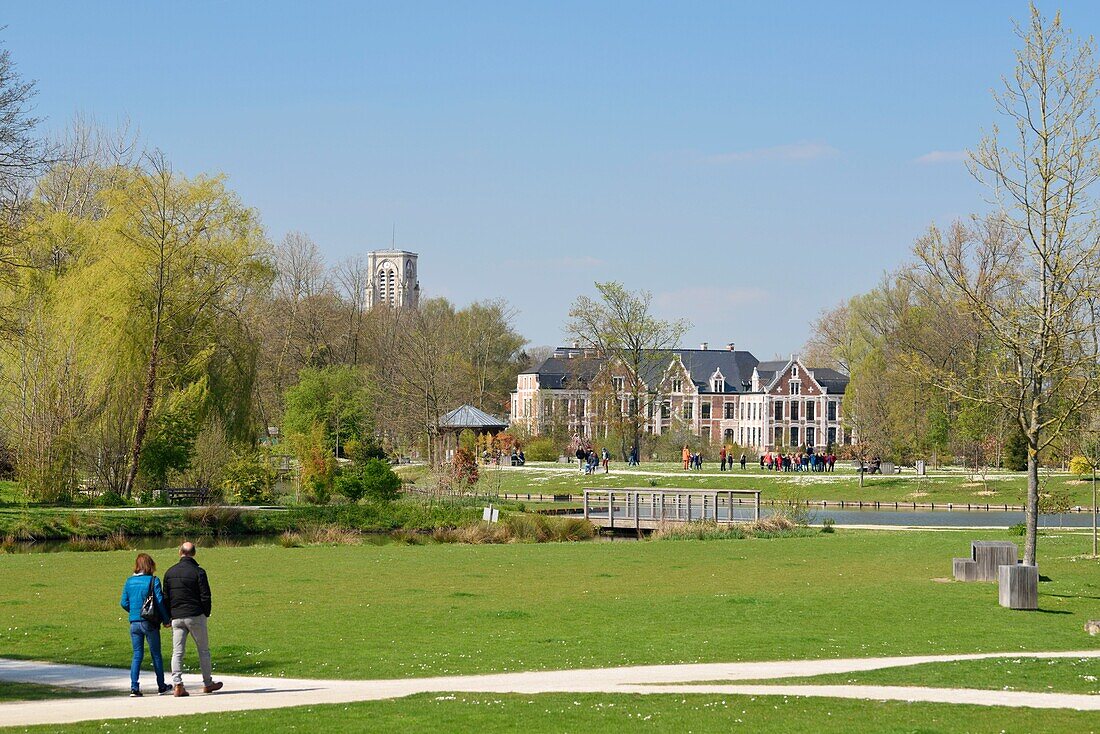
top-left (120, 573), bottom-right (169, 624)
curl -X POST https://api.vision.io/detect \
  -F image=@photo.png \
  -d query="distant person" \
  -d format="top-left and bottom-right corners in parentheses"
top-left (517, 449), bottom-right (525, 466)
top-left (682, 445), bottom-right (690, 470)
top-left (120, 553), bottom-right (171, 697)
top-left (163, 542), bottom-right (222, 697)
top-left (719, 447), bottom-right (727, 471)
top-left (740, 452), bottom-right (747, 471)
top-left (629, 445), bottom-right (639, 466)
top-left (601, 447), bottom-right (610, 473)
top-left (575, 445), bottom-right (586, 472)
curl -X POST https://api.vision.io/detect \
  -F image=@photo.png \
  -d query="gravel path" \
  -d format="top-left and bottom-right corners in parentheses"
top-left (2, 650), bottom-right (1099, 727)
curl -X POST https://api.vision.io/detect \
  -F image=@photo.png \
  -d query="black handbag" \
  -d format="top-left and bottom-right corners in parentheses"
top-left (140, 576), bottom-right (161, 624)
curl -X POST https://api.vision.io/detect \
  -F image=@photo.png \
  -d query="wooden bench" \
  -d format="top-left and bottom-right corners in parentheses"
top-left (166, 487), bottom-right (210, 505)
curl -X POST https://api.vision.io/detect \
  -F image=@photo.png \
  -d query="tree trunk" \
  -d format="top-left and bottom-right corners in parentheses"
top-left (123, 334), bottom-right (159, 498)
top-left (1024, 440), bottom-right (1040, 566)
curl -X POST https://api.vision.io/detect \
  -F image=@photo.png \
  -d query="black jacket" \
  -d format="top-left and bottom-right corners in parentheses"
top-left (163, 557), bottom-right (212, 619)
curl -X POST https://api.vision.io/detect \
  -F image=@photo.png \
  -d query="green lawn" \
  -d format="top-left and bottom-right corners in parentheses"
top-left (1, 531), bottom-right (1098, 680)
top-left (0, 682), bottom-right (110, 703)
top-left (3, 692), bottom-right (1098, 733)
top-left (699, 655), bottom-right (1100, 694)
top-left (472, 463), bottom-right (1100, 508)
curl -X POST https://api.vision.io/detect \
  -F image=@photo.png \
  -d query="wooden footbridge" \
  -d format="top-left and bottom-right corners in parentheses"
top-left (582, 488), bottom-right (761, 531)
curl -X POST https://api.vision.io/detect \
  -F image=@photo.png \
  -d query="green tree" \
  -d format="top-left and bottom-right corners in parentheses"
top-left (1003, 428), bottom-right (1028, 471)
top-left (283, 365), bottom-right (373, 457)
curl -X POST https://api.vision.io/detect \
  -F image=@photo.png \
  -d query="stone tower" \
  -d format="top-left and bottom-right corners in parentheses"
top-left (365, 250), bottom-right (420, 309)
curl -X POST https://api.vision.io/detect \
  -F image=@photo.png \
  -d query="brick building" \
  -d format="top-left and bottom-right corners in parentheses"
top-left (510, 343), bottom-right (850, 452)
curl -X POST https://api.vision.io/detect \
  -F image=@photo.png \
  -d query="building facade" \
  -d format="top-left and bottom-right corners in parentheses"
top-left (511, 344), bottom-right (850, 452)
top-left (365, 250), bottom-right (420, 309)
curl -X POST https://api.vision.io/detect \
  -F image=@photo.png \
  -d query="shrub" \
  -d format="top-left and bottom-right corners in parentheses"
top-left (820, 517), bottom-right (836, 534)
top-left (95, 491), bottom-right (128, 507)
top-left (1008, 522), bottom-right (1027, 536)
top-left (67, 531), bottom-right (131, 552)
top-left (436, 449), bottom-right (479, 493)
top-left (335, 459), bottom-right (402, 503)
top-left (524, 437), bottom-right (559, 462)
top-left (222, 451), bottom-right (275, 504)
top-left (183, 505), bottom-right (243, 534)
top-left (279, 525), bottom-right (360, 546)
top-left (1070, 455), bottom-right (1096, 476)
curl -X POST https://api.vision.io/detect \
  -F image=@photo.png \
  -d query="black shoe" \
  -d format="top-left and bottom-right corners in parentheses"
top-left (129, 690), bottom-right (142, 697)
top-left (158, 684), bottom-right (171, 695)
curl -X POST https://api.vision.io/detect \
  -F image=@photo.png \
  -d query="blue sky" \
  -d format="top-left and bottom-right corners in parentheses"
top-left (6, 1), bottom-right (1098, 359)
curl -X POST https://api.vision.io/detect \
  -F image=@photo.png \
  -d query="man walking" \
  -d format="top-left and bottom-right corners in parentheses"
top-left (163, 542), bottom-right (222, 697)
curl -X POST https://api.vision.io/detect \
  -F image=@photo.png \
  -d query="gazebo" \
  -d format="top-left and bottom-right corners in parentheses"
top-left (436, 404), bottom-right (509, 460)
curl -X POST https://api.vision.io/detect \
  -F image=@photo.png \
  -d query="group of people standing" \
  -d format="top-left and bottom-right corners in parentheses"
top-left (761, 451), bottom-right (837, 472)
top-left (718, 447), bottom-right (748, 471)
top-left (682, 446), bottom-right (749, 471)
top-left (120, 542), bottom-right (222, 698)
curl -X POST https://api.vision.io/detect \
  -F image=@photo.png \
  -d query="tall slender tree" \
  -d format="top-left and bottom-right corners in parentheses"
top-left (567, 282), bottom-right (688, 462)
top-left (913, 6), bottom-right (1100, 564)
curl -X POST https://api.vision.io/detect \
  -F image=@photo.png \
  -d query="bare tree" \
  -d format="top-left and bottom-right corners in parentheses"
top-left (567, 282), bottom-right (688, 462)
top-left (0, 40), bottom-right (47, 334)
top-left (914, 6), bottom-right (1100, 564)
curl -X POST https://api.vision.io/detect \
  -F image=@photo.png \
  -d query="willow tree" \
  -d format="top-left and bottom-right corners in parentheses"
top-left (65, 153), bottom-right (271, 496)
top-left (913, 6), bottom-right (1100, 565)
top-left (567, 282), bottom-right (688, 462)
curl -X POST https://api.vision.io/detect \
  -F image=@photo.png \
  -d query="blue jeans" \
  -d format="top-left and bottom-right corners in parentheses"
top-left (130, 620), bottom-right (166, 691)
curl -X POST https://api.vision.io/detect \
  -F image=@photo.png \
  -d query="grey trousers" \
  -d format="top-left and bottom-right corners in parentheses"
top-left (171, 615), bottom-right (213, 686)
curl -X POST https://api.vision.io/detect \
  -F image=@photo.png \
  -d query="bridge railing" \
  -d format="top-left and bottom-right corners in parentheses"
top-left (582, 488), bottom-right (761, 529)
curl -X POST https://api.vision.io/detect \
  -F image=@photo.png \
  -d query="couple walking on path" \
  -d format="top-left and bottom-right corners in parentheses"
top-left (119, 542), bottom-right (223, 698)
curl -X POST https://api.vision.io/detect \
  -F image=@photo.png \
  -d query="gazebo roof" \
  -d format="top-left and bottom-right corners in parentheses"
top-left (438, 404), bottom-right (509, 432)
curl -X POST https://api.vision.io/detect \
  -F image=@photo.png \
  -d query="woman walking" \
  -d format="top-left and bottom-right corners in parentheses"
top-left (120, 553), bottom-right (171, 697)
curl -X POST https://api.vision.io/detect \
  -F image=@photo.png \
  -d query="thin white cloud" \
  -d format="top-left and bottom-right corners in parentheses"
top-left (656, 286), bottom-right (768, 312)
top-left (915, 150), bottom-right (969, 164)
top-left (705, 141), bottom-right (840, 164)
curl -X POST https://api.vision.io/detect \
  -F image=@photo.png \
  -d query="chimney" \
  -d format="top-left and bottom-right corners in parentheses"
top-left (571, 340), bottom-right (579, 349)
top-left (726, 342), bottom-right (735, 352)
top-left (700, 342), bottom-right (708, 351)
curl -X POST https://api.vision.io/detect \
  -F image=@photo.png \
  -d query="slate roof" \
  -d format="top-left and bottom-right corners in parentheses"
top-left (438, 404), bottom-right (509, 430)
top-left (524, 349), bottom-right (849, 395)
top-left (525, 347), bottom-right (760, 394)
top-left (755, 359), bottom-right (850, 394)
top-left (808, 367), bottom-right (850, 394)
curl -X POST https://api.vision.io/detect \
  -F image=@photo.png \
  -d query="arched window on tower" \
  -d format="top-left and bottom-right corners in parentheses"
top-left (378, 262), bottom-right (397, 306)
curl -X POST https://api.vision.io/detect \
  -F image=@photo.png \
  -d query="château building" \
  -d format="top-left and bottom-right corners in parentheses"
top-left (365, 250), bottom-right (420, 309)
top-left (510, 343), bottom-right (850, 452)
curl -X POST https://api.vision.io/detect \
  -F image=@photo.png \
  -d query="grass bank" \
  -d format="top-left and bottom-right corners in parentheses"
top-left (0, 682), bottom-right (110, 703)
top-left (0, 531), bottom-right (1097, 680)
top-left (0, 498), bottom-right (488, 542)
top-left (3, 692), bottom-right (1098, 733)
top-left (727, 655), bottom-right (1100, 694)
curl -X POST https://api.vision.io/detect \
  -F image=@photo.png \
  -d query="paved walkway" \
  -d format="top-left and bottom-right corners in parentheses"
top-left (2, 650), bottom-right (1099, 727)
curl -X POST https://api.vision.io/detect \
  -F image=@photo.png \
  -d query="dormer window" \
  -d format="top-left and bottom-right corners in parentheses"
top-left (791, 365), bottom-right (799, 379)
top-left (710, 370), bottom-right (725, 393)
top-left (612, 376), bottom-right (625, 392)
top-left (672, 378), bottom-right (683, 393)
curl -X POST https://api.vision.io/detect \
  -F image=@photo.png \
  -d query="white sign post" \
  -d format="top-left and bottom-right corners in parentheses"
top-left (482, 505), bottom-right (499, 523)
